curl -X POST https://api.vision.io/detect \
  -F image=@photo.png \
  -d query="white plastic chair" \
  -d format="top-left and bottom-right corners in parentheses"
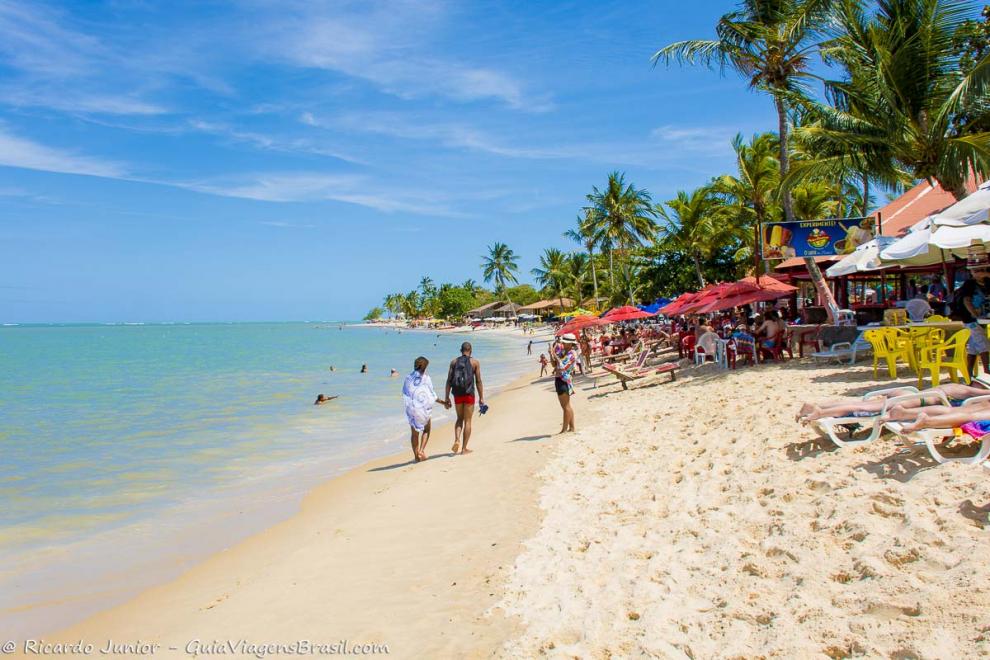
top-left (812, 331), bottom-right (871, 365)
top-left (713, 337), bottom-right (729, 369)
top-left (694, 332), bottom-right (719, 366)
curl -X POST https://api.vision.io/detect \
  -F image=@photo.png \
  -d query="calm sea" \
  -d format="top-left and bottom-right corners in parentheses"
top-left (0, 322), bottom-right (537, 636)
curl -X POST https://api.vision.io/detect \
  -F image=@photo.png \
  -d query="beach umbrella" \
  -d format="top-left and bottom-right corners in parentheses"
top-left (601, 305), bottom-right (655, 322)
top-left (660, 290), bottom-right (709, 315)
top-left (826, 237), bottom-right (897, 277)
top-left (555, 315), bottom-right (608, 336)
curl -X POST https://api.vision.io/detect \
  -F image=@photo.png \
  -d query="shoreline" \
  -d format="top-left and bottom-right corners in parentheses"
top-left (32, 364), bottom-right (587, 656)
top-left (4, 325), bottom-right (545, 641)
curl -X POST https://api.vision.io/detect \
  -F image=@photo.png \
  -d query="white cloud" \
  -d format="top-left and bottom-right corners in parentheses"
top-left (259, 220), bottom-right (317, 229)
top-left (181, 172), bottom-right (457, 215)
top-left (650, 125), bottom-right (737, 156)
top-left (187, 119), bottom-right (363, 164)
top-left (0, 127), bottom-right (127, 178)
top-left (258, 1), bottom-right (550, 112)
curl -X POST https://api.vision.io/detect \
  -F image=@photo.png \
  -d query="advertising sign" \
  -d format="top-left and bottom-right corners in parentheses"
top-left (761, 217), bottom-right (875, 259)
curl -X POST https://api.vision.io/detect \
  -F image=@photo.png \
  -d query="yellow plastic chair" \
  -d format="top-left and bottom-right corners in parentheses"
top-left (889, 328), bottom-right (920, 372)
top-left (917, 328), bottom-right (971, 388)
top-left (925, 315), bottom-right (951, 323)
top-left (907, 327), bottom-right (944, 368)
top-left (864, 328), bottom-right (914, 379)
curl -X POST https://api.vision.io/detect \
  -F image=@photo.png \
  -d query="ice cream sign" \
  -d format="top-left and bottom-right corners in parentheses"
top-left (761, 217), bottom-right (875, 259)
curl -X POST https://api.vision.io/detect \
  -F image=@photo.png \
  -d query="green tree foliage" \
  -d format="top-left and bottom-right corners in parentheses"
top-left (363, 306), bottom-right (384, 321)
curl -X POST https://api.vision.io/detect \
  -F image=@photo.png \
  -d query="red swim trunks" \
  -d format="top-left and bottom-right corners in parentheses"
top-left (453, 394), bottom-right (475, 406)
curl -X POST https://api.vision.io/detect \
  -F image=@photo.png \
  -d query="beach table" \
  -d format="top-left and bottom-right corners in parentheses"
top-left (902, 321), bottom-right (964, 338)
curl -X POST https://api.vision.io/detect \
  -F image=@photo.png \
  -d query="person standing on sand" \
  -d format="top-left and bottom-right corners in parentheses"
top-left (550, 334), bottom-right (579, 433)
top-left (527, 340), bottom-right (533, 355)
top-left (445, 341), bottom-right (484, 455)
top-left (403, 357), bottom-right (449, 462)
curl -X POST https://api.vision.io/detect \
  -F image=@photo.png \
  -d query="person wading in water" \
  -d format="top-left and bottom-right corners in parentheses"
top-left (445, 341), bottom-right (485, 455)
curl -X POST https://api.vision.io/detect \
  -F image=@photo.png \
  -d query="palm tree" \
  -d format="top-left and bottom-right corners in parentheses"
top-left (481, 242), bottom-right (520, 303)
top-left (531, 247), bottom-right (570, 308)
top-left (565, 252), bottom-right (590, 304)
top-left (382, 293), bottom-right (404, 319)
top-left (461, 279), bottom-right (481, 297)
top-left (656, 186), bottom-right (739, 287)
top-left (585, 171), bottom-right (657, 303)
top-left (714, 132), bottom-right (782, 267)
top-left (654, 0), bottom-right (839, 316)
top-left (563, 208), bottom-right (603, 302)
top-left (799, 0), bottom-right (990, 201)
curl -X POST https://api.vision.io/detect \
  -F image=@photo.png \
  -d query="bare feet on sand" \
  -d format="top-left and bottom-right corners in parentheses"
top-left (460, 448), bottom-right (473, 455)
top-left (451, 440), bottom-right (460, 453)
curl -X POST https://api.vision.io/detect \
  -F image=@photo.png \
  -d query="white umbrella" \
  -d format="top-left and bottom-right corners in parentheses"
top-left (880, 217), bottom-right (967, 266)
top-left (826, 236), bottom-right (896, 277)
top-left (929, 180), bottom-right (990, 227)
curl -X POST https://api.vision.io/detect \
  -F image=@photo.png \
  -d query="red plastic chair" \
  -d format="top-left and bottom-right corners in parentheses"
top-left (680, 334), bottom-right (696, 360)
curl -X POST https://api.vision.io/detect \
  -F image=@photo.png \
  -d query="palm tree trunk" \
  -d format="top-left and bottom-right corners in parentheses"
top-left (775, 94), bottom-right (839, 323)
top-left (589, 246), bottom-right (599, 304)
top-left (693, 253), bottom-right (706, 288)
top-left (860, 173), bottom-right (870, 217)
top-left (608, 248), bottom-right (615, 291)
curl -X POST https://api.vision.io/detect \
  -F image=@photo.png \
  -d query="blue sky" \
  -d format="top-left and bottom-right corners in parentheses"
top-left (1, 0), bottom-right (788, 322)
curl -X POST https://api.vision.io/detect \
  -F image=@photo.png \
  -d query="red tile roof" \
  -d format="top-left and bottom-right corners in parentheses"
top-left (875, 181), bottom-right (961, 237)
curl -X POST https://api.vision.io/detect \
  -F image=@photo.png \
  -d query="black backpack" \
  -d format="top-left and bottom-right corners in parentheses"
top-left (451, 355), bottom-right (474, 393)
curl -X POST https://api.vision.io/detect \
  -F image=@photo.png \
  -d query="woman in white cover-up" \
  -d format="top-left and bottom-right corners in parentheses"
top-left (403, 356), bottom-right (449, 462)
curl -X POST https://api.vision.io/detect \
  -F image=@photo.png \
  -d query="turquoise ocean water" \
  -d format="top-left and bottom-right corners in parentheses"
top-left (0, 322), bottom-right (535, 636)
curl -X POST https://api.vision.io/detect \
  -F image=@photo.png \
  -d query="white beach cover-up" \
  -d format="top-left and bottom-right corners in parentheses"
top-left (402, 370), bottom-right (437, 432)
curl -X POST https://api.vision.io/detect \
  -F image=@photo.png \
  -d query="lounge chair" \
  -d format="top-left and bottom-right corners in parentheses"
top-left (811, 331), bottom-right (871, 365)
top-left (813, 386), bottom-right (918, 448)
top-left (883, 393), bottom-right (990, 465)
top-left (602, 361), bottom-right (679, 390)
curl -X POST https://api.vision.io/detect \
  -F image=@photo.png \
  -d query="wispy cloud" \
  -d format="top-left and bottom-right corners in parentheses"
top-left (0, 126), bottom-right (127, 178)
top-left (181, 172), bottom-right (458, 216)
top-left (188, 119), bottom-right (364, 164)
top-left (257, 1), bottom-right (551, 112)
top-left (650, 125), bottom-right (738, 157)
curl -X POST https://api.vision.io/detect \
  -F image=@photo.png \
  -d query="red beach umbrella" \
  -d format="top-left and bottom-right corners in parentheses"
top-left (601, 305), bottom-right (655, 322)
top-left (556, 315), bottom-right (608, 336)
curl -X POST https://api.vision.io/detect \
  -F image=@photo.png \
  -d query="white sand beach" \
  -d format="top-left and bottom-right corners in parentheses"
top-left (37, 358), bottom-right (990, 658)
top-left (499, 361), bottom-right (990, 658)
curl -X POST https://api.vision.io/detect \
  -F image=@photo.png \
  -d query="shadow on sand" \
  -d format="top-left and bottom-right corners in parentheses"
top-left (784, 435), bottom-right (839, 461)
top-left (510, 434), bottom-right (552, 443)
top-left (367, 452), bottom-right (456, 472)
top-left (854, 446), bottom-right (938, 482)
top-left (958, 499), bottom-right (990, 528)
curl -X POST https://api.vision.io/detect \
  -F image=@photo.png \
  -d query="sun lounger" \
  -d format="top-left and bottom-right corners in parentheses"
top-left (883, 394), bottom-right (990, 465)
top-left (813, 386), bottom-right (919, 448)
top-left (602, 361), bottom-right (678, 390)
top-left (812, 331), bottom-right (871, 365)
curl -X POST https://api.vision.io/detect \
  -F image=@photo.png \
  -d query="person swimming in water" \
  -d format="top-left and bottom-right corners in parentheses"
top-left (390, 368), bottom-right (399, 377)
top-left (314, 394), bottom-right (339, 405)
top-left (360, 364), bottom-right (368, 373)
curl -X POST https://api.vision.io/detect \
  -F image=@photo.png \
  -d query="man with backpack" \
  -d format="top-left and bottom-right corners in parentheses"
top-left (445, 341), bottom-right (485, 455)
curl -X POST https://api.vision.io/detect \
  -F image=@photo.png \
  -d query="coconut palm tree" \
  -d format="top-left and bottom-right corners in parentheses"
top-left (585, 171), bottom-right (657, 303)
top-left (531, 247), bottom-right (570, 309)
top-left (461, 279), bottom-right (481, 297)
top-left (481, 242), bottom-right (520, 303)
top-left (563, 208), bottom-right (603, 302)
top-left (799, 0), bottom-right (990, 201)
top-left (565, 252), bottom-right (590, 304)
top-left (654, 0), bottom-right (839, 316)
top-left (656, 186), bottom-right (739, 288)
top-left (383, 293), bottom-right (404, 319)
